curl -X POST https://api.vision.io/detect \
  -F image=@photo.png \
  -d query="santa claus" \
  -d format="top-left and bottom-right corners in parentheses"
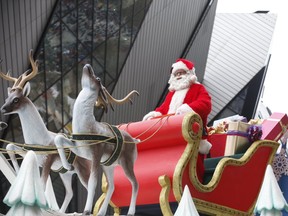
top-left (143, 58), bottom-right (212, 181)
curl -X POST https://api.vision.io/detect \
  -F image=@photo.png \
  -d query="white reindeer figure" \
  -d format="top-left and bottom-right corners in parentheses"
top-left (54, 64), bottom-right (139, 216)
top-left (0, 50), bottom-right (91, 213)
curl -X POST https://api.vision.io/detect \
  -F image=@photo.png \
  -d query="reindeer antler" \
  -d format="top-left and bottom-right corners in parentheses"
top-left (0, 50), bottom-right (38, 90)
top-left (96, 85), bottom-right (139, 112)
top-left (0, 71), bottom-right (18, 83)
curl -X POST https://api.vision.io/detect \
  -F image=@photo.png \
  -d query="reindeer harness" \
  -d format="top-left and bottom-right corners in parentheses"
top-left (71, 123), bottom-right (123, 166)
top-left (22, 124), bottom-right (123, 173)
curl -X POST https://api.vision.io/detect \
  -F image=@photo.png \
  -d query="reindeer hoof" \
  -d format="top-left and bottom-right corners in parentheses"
top-left (82, 210), bottom-right (90, 215)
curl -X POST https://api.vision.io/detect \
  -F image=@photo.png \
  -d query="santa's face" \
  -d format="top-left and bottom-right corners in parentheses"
top-left (168, 69), bottom-right (193, 91)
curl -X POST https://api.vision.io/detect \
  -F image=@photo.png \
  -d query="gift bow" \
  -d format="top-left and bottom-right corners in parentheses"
top-left (247, 125), bottom-right (263, 143)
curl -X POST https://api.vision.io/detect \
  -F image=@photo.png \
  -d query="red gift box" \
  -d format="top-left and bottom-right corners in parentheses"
top-left (207, 134), bottom-right (227, 157)
top-left (261, 112), bottom-right (288, 141)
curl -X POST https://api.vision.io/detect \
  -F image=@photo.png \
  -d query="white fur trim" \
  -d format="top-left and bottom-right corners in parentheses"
top-left (171, 61), bottom-right (189, 74)
top-left (199, 139), bottom-right (212, 154)
top-left (168, 89), bottom-right (189, 114)
top-left (142, 111), bottom-right (162, 121)
top-left (175, 103), bottom-right (193, 115)
top-left (191, 74), bottom-right (197, 83)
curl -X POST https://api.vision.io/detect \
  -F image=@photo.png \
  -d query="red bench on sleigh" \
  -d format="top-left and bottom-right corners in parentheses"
top-left (94, 112), bottom-right (278, 216)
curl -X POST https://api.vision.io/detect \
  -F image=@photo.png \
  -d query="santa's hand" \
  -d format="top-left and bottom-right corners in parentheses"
top-left (142, 111), bottom-right (162, 121)
top-left (175, 103), bottom-right (193, 115)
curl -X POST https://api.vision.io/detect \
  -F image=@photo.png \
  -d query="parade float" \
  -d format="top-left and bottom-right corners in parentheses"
top-left (0, 53), bottom-right (288, 216)
top-left (1, 111), bottom-right (287, 216)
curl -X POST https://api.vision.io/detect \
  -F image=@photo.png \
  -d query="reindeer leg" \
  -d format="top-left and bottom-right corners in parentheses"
top-left (54, 134), bottom-right (74, 170)
top-left (73, 157), bottom-right (90, 190)
top-left (121, 151), bottom-right (139, 216)
top-left (6, 143), bottom-right (25, 173)
top-left (59, 172), bottom-right (74, 213)
top-left (41, 154), bottom-right (55, 190)
top-left (83, 157), bottom-right (101, 216)
top-left (97, 166), bottom-right (115, 216)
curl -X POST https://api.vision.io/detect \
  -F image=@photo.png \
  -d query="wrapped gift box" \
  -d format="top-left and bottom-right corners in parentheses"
top-left (224, 121), bottom-right (251, 156)
top-left (207, 134), bottom-right (227, 158)
top-left (261, 112), bottom-right (288, 141)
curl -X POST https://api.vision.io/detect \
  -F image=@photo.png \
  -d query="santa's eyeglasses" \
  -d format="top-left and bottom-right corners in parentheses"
top-left (173, 70), bottom-right (187, 77)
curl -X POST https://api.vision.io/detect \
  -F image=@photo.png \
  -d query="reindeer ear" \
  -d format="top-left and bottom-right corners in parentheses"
top-left (23, 82), bottom-right (31, 97)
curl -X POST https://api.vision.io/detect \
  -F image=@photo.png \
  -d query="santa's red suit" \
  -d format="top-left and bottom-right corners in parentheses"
top-left (155, 84), bottom-right (211, 129)
top-left (143, 58), bottom-right (212, 182)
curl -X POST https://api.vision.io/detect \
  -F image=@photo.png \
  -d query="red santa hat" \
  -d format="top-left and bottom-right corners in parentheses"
top-left (171, 58), bottom-right (197, 83)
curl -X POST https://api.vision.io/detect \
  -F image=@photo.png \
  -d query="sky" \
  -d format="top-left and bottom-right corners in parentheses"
top-left (216, 0), bottom-right (288, 114)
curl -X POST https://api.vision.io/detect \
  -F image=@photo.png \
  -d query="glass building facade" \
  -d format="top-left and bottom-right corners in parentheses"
top-left (0, 0), bottom-right (152, 213)
top-left (4, 0), bottom-right (152, 142)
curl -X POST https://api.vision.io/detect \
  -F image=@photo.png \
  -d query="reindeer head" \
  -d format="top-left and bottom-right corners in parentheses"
top-left (82, 64), bottom-right (139, 113)
top-left (82, 64), bottom-right (102, 91)
top-left (0, 50), bottom-right (38, 114)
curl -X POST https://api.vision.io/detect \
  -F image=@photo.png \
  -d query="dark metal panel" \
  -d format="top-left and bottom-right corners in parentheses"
top-left (185, 0), bottom-right (218, 83)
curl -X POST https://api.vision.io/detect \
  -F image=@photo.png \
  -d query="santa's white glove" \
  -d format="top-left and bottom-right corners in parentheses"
top-left (175, 103), bottom-right (193, 115)
top-left (142, 111), bottom-right (162, 121)
top-left (199, 139), bottom-right (212, 154)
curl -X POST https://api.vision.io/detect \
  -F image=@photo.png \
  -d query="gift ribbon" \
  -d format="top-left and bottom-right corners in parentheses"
top-left (227, 130), bottom-right (248, 138)
top-left (227, 125), bottom-right (262, 144)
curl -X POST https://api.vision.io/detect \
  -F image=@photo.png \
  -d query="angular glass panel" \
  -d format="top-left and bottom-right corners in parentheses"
top-left (62, 69), bottom-right (78, 121)
top-left (121, 0), bottom-right (134, 25)
top-left (29, 69), bottom-right (46, 101)
top-left (134, 0), bottom-right (152, 15)
top-left (92, 43), bottom-right (106, 75)
top-left (62, 9), bottom-right (77, 34)
top-left (78, 42), bottom-right (91, 62)
top-left (118, 25), bottom-right (131, 68)
top-left (62, 26), bottom-right (77, 72)
top-left (78, 0), bottom-right (93, 52)
top-left (44, 22), bottom-right (62, 86)
top-left (92, 57), bottom-right (105, 79)
top-left (30, 44), bottom-right (46, 100)
top-left (51, 2), bottom-right (61, 24)
top-left (61, 0), bottom-right (77, 17)
top-left (105, 34), bottom-right (120, 78)
top-left (229, 97), bottom-right (245, 114)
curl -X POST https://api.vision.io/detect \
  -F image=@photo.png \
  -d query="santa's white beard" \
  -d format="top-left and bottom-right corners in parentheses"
top-left (168, 73), bottom-right (193, 91)
top-left (167, 73), bottom-right (195, 114)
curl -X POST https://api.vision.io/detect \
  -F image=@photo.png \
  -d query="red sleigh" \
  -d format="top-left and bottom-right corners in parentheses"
top-left (94, 112), bottom-right (278, 215)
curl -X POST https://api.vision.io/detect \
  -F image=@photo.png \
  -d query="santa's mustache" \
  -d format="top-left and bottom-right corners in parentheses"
top-left (168, 74), bottom-right (193, 91)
